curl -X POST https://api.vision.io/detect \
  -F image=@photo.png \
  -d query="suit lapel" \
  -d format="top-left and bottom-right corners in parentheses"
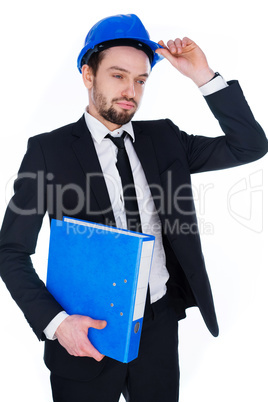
top-left (70, 116), bottom-right (116, 225)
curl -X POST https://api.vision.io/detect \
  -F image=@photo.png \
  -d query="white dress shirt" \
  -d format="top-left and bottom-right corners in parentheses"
top-left (84, 113), bottom-right (170, 304)
top-left (43, 75), bottom-right (228, 340)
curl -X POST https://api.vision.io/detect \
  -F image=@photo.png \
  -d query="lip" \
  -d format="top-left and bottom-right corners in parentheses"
top-left (116, 101), bottom-right (135, 110)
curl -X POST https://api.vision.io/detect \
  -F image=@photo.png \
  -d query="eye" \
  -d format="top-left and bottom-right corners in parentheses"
top-left (136, 79), bottom-right (146, 86)
top-left (113, 74), bottom-right (123, 79)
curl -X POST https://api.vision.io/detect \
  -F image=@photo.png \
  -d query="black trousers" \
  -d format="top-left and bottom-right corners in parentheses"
top-left (50, 294), bottom-right (180, 402)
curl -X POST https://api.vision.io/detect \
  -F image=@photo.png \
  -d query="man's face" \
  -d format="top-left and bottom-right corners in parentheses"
top-left (86, 46), bottom-right (151, 130)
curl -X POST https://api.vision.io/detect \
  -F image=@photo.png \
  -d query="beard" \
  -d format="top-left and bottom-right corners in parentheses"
top-left (92, 82), bottom-right (138, 126)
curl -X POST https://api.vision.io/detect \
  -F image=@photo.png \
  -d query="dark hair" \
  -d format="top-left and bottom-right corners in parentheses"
top-left (83, 50), bottom-right (107, 76)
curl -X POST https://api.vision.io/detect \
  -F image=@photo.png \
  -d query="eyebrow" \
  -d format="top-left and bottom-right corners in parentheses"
top-left (108, 66), bottom-right (149, 78)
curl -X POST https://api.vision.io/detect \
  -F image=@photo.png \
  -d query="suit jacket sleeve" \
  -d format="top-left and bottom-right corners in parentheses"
top-left (0, 137), bottom-right (64, 340)
top-left (167, 80), bottom-right (268, 173)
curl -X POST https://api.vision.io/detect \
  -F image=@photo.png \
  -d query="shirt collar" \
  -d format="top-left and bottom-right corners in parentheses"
top-left (84, 108), bottom-right (135, 144)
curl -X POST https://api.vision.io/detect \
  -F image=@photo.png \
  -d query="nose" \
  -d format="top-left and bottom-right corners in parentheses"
top-left (121, 81), bottom-right (135, 99)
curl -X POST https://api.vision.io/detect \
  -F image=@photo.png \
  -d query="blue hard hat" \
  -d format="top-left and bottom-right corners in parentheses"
top-left (77, 14), bottom-right (163, 73)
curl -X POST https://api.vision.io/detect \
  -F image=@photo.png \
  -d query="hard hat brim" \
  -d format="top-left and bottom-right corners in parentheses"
top-left (77, 37), bottom-right (163, 73)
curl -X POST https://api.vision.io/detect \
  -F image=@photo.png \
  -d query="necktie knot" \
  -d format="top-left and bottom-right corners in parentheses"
top-left (105, 132), bottom-right (127, 149)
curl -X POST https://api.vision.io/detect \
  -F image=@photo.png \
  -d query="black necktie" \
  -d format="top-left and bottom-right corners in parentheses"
top-left (105, 132), bottom-right (142, 233)
top-left (106, 132), bottom-right (152, 315)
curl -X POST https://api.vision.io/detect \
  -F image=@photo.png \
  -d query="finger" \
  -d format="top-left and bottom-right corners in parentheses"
top-left (85, 341), bottom-right (105, 361)
top-left (157, 40), bottom-right (181, 57)
top-left (158, 40), bottom-right (168, 49)
top-left (155, 46), bottom-right (176, 63)
top-left (156, 40), bottom-right (170, 56)
top-left (77, 335), bottom-right (105, 361)
top-left (167, 39), bottom-right (177, 54)
top-left (182, 37), bottom-right (195, 48)
top-left (174, 38), bottom-right (183, 53)
top-left (156, 40), bottom-right (182, 64)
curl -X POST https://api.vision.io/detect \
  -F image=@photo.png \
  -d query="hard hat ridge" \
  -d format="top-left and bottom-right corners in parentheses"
top-left (77, 14), bottom-right (163, 73)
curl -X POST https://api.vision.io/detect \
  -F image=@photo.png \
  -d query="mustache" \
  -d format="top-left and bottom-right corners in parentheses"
top-left (112, 97), bottom-right (138, 107)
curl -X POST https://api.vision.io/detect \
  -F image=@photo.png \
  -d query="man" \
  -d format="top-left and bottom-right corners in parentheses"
top-left (0, 13), bottom-right (267, 402)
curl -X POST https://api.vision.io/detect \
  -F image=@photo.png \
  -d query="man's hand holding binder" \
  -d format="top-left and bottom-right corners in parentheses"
top-left (55, 314), bottom-right (107, 361)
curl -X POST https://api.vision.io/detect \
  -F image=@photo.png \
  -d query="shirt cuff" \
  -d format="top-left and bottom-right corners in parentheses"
top-left (199, 75), bottom-right (228, 96)
top-left (43, 311), bottom-right (69, 340)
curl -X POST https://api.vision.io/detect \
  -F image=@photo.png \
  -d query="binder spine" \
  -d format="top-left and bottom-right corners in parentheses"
top-left (123, 240), bottom-right (143, 363)
top-left (123, 239), bottom-right (154, 363)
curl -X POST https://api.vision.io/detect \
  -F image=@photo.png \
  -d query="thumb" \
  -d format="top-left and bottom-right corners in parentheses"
top-left (156, 41), bottom-right (177, 64)
top-left (156, 48), bottom-right (178, 67)
top-left (88, 318), bottom-right (107, 330)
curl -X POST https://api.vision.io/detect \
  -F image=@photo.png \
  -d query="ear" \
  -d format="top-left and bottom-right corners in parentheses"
top-left (82, 64), bottom-right (94, 89)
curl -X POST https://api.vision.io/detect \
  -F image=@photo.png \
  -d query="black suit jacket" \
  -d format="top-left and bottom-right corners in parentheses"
top-left (0, 81), bottom-right (267, 380)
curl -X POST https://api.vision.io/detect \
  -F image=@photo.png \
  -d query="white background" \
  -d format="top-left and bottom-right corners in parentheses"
top-left (0, 1), bottom-right (267, 401)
